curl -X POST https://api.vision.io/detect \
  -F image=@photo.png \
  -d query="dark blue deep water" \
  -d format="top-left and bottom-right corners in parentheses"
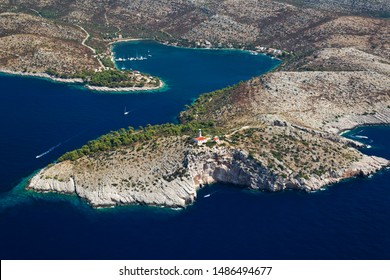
top-left (0, 41), bottom-right (389, 260)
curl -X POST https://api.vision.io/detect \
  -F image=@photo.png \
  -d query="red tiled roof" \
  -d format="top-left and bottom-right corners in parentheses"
top-left (194, 137), bottom-right (207, 141)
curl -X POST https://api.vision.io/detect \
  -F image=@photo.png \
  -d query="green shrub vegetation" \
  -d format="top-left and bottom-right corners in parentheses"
top-left (88, 69), bottom-right (130, 87)
top-left (100, 56), bottom-right (115, 68)
top-left (180, 82), bottom-right (242, 123)
top-left (45, 68), bottom-right (158, 88)
top-left (58, 121), bottom-right (217, 162)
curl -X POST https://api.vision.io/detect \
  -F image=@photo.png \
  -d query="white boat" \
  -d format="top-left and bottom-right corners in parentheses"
top-left (124, 106), bottom-right (129, 115)
top-left (204, 191), bottom-right (216, 198)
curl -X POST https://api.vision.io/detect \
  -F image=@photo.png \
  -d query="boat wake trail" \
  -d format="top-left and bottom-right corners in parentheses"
top-left (204, 191), bottom-right (217, 198)
top-left (35, 142), bottom-right (62, 159)
top-left (354, 135), bottom-right (369, 139)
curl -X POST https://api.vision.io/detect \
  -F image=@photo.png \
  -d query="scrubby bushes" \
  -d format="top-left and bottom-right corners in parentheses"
top-left (45, 68), bottom-right (157, 88)
top-left (58, 121), bottom-right (217, 162)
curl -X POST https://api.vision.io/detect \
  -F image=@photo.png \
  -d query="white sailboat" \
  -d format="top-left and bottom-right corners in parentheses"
top-left (124, 106), bottom-right (130, 115)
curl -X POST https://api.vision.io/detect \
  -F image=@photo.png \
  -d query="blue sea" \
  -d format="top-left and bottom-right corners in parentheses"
top-left (0, 41), bottom-right (389, 260)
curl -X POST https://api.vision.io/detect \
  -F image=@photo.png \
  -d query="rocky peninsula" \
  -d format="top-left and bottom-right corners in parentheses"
top-left (28, 129), bottom-right (388, 208)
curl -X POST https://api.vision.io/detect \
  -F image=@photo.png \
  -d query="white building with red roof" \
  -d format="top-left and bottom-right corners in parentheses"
top-left (193, 129), bottom-right (208, 145)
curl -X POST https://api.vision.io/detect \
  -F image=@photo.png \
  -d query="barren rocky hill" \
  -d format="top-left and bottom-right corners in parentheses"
top-left (0, 12), bottom-right (99, 74)
top-left (1, 0), bottom-right (388, 51)
top-left (279, 0), bottom-right (390, 17)
top-left (1, 1), bottom-right (389, 69)
top-left (181, 68), bottom-right (390, 133)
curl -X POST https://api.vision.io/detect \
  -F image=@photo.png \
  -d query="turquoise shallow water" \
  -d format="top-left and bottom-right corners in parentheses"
top-left (0, 41), bottom-right (389, 260)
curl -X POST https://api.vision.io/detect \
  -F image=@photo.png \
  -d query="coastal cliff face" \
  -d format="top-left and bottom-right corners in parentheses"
top-left (29, 137), bottom-right (197, 208)
top-left (28, 128), bottom-right (389, 208)
top-left (186, 147), bottom-right (388, 192)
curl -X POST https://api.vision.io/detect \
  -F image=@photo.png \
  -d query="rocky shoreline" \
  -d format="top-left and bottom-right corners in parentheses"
top-left (0, 68), bottom-right (84, 83)
top-left (27, 133), bottom-right (389, 209)
top-left (324, 109), bottom-right (390, 134)
top-left (0, 69), bottom-right (165, 93)
top-left (85, 80), bottom-right (165, 92)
